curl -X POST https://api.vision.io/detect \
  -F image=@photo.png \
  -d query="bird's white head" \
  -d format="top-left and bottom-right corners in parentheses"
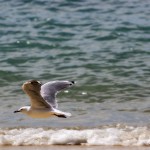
top-left (14, 106), bottom-right (30, 114)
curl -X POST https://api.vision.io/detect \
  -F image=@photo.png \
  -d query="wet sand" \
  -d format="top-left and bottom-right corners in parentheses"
top-left (0, 146), bottom-right (150, 150)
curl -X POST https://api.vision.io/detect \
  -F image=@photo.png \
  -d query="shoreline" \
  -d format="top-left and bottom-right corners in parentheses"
top-left (0, 145), bottom-right (150, 150)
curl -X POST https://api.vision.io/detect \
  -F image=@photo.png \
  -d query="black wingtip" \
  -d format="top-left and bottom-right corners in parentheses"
top-left (70, 81), bottom-right (75, 84)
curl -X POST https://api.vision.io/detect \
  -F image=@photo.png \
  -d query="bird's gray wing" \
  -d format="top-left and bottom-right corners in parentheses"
top-left (40, 81), bottom-right (75, 108)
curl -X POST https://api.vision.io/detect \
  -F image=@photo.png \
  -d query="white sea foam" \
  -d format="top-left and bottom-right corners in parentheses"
top-left (0, 125), bottom-right (150, 146)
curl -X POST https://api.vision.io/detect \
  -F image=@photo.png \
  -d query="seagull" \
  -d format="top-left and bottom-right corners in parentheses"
top-left (14, 80), bottom-right (75, 118)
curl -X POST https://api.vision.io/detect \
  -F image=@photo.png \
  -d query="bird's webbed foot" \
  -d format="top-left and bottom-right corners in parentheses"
top-left (54, 114), bottom-right (67, 118)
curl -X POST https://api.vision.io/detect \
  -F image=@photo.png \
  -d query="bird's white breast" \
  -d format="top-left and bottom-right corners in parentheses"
top-left (27, 109), bottom-right (55, 118)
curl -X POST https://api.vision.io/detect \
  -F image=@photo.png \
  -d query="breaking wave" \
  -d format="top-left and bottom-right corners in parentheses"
top-left (0, 125), bottom-right (150, 146)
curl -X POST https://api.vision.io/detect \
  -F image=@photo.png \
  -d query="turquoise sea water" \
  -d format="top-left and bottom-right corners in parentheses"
top-left (0, 0), bottom-right (150, 129)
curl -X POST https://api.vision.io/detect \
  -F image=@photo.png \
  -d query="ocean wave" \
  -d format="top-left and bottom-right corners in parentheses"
top-left (0, 125), bottom-right (150, 146)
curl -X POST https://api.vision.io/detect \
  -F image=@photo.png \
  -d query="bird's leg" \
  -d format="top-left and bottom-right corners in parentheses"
top-left (54, 114), bottom-right (67, 118)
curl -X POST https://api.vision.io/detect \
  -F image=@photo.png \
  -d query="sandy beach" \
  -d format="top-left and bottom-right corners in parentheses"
top-left (1, 146), bottom-right (150, 150)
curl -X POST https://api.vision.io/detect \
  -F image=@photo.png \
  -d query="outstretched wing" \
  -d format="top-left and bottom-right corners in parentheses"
top-left (22, 81), bottom-right (52, 109)
top-left (40, 81), bottom-right (75, 108)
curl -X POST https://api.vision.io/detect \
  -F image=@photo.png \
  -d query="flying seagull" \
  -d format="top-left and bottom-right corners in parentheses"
top-left (14, 80), bottom-right (75, 118)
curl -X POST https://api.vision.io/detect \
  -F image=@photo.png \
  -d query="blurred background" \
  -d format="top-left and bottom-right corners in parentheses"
top-left (0, 0), bottom-right (150, 128)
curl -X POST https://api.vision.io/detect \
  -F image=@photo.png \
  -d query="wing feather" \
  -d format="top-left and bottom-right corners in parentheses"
top-left (22, 82), bottom-right (52, 109)
top-left (40, 81), bottom-right (75, 108)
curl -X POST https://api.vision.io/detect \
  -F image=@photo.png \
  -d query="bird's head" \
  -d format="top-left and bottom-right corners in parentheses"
top-left (14, 106), bottom-right (30, 114)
